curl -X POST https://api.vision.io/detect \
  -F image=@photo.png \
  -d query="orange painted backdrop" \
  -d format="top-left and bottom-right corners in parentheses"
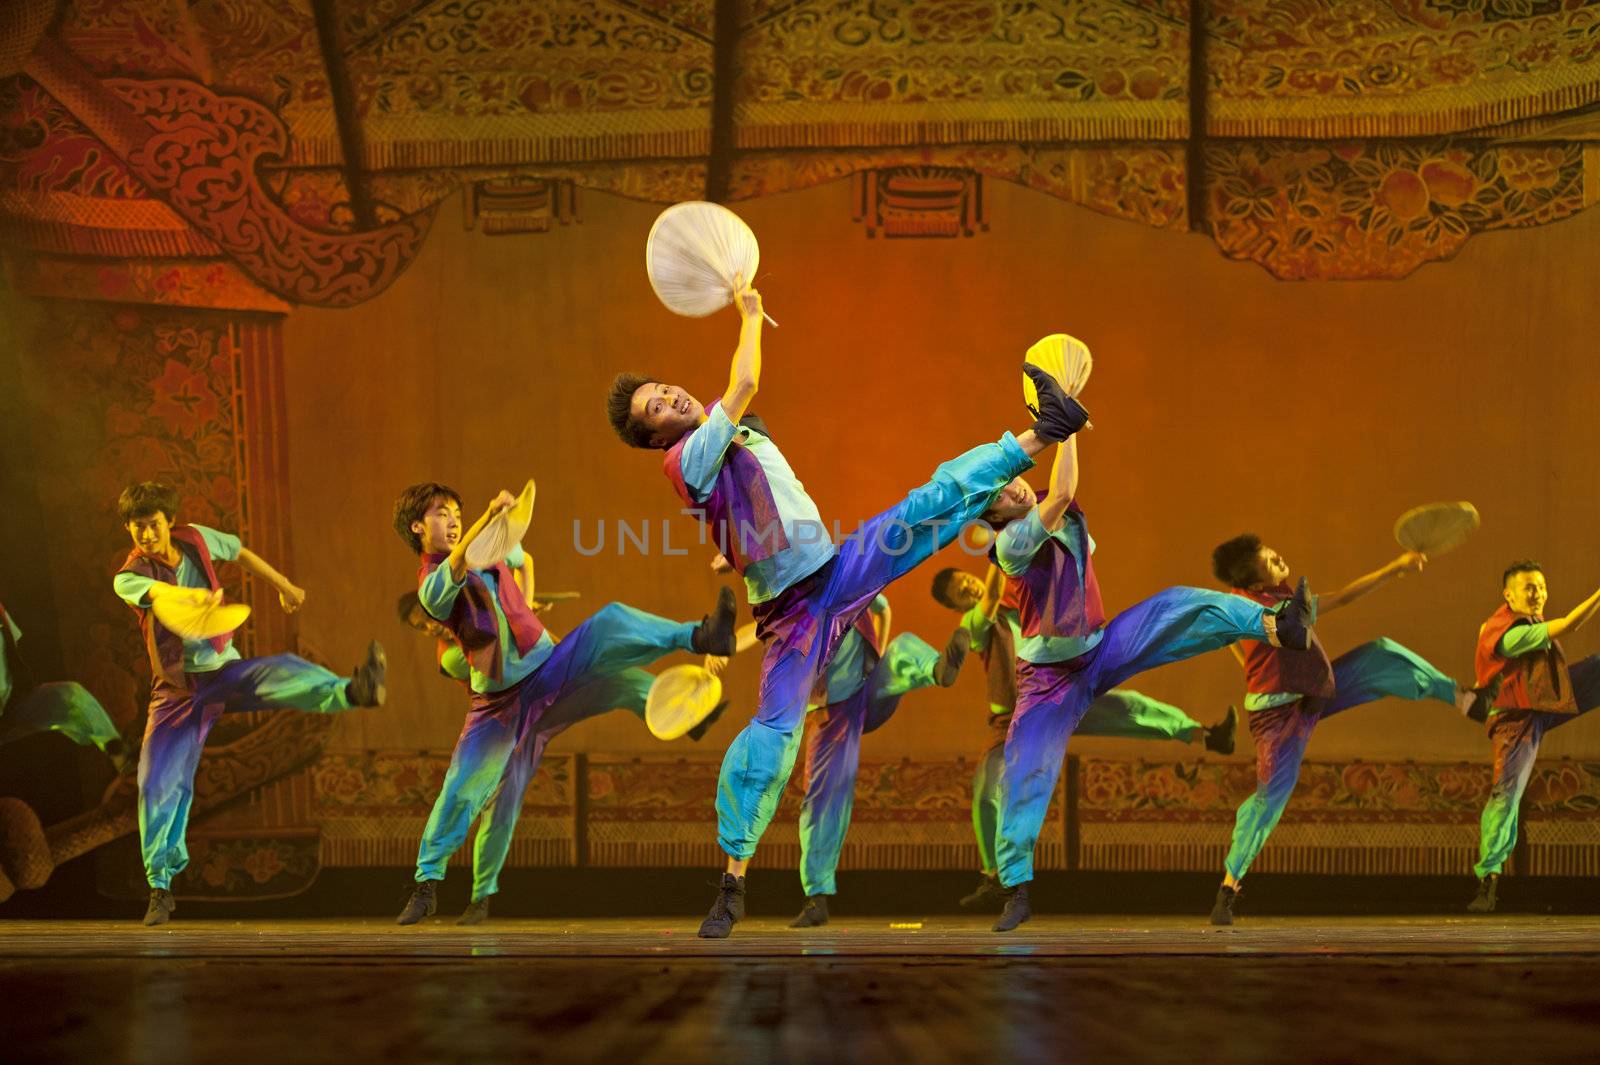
top-left (282, 178), bottom-right (1600, 765)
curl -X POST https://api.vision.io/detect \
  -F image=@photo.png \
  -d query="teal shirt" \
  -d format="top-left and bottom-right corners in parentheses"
top-left (994, 506), bottom-right (1104, 665)
top-left (112, 524), bottom-right (245, 674)
top-left (677, 402), bottom-right (836, 605)
top-left (819, 595), bottom-right (889, 705)
top-left (418, 544), bottom-right (554, 694)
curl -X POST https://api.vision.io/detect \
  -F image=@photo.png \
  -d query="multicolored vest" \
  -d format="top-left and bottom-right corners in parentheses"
top-left (1008, 500), bottom-right (1106, 643)
top-left (1232, 583), bottom-right (1336, 699)
top-left (418, 554), bottom-right (545, 683)
top-left (1475, 603), bottom-right (1577, 715)
top-left (117, 525), bottom-right (231, 686)
top-left (663, 406), bottom-right (789, 575)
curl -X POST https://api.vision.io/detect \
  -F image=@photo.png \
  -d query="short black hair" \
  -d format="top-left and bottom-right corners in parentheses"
top-left (1212, 533), bottom-right (1265, 587)
top-left (606, 372), bottom-right (658, 449)
top-left (931, 567), bottom-right (967, 609)
top-left (118, 482), bottom-right (180, 524)
top-left (396, 591), bottom-right (424, 627)
top-left (1502, 560), bottom-right (1543, 587)
top-left (392, 482), bottom-right (461, 554)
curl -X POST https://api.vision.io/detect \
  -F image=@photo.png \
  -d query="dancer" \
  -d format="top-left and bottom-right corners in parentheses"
top-left (1467, 560), bottom-right (1600, 913)
top-left (390, 481), bottom-right (735, 924)
top-left (983, 434), bottom-right (1314, 932)
top-left (396, 592), bottom-right (726, 924)
top-left (1205, 534), bottom-right (1498, 925)
top-left (0, 600), bottom-right (127, 770)
top-left (606, 287), bottom-right (1087, 937)
top-left (114, 481), bottom-right (387, 926)
top-left (930, 564), bottom-right (1237, 911)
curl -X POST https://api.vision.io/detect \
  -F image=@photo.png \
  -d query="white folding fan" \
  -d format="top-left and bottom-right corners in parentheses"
top-left (464, 479), bottom-right (536, 571)
top-left (646, 201), bottom-right (778, 326)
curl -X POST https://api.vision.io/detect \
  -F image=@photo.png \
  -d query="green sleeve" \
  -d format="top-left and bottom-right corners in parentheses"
top-left (1497, 621), bottom-right (1552, 659)
top-left (439, 645), bottom-right (471, 683)
top-left (960, 604), bottom-right (994, 653)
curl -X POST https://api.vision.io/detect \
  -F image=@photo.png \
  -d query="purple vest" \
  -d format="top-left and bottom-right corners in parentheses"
top-left (418, 553), bottom-right (545, 683)
top-left (663, 404), bottom-right (790, 574)
top-left (1007, 500), bottom-right (1106, 643)
top-left (117, 525), bottom-right (231, 687)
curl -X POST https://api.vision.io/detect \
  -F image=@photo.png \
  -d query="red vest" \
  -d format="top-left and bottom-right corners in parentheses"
top-left (1475, 603), bottom-right (1577, 715)
top-left (117, 525), bottom-right (231, 686)
top-left (1233, 583), bottom-right (1335, 699)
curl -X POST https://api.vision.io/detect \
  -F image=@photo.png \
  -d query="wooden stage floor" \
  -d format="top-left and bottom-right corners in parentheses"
top-left (4, 916), bottom-right (1599, 1064)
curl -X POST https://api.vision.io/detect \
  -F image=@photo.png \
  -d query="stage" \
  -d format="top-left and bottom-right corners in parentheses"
top-left (4, 917), bottom-right (1599, 1063)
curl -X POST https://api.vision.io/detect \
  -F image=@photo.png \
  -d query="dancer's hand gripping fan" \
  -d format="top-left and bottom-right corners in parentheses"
top-left (465, 480), bottom-right (536, 571)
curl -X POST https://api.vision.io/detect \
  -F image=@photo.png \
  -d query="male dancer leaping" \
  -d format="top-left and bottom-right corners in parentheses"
top-left (930, 564), bottom-right (1237, 910)
top-left (391, 482), bottom-right (736, 924)
top-left (606, 288), bottom-right (1087, 937)
top-left (983, 434), bottom-right (1314, 932)
top-left (1205, 534), bottom-right (1497, 925)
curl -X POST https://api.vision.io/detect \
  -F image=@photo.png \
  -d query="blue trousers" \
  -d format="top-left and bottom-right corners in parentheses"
top-left (415, 603), bottom-right (696, 883)
top-left (1475, 654), bottom-right (1600, 878)
top-left (797, 633), bottom-right (941, 897)
top-left (1225, 638), bottom-right (1459, 880)
top-left (996, 586), bottom-right (1274, 887)
top-left (140, 654), bottom-right (352, 890)
top-left (716, 433), bottom-right (1034, 861)
top-left (972, 690), bottom-right (1203, 873)
top-left (468, 668), bottom-right (652, 900)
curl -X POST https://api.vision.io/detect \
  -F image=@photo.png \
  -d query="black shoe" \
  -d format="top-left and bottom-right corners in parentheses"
top-left (457, 897), bottom-right (490, 926)
top-left (1462, 677), bottom-right (1501, 725)
top-left (1271, 577), bottom-right (1314, 651)
top-left (992, 883), bottom-right (1031, 932)
top-left (687, 700), bottom-right (729, 743)
top-left (934, 628), bottom-right (971, 687)
top-left (348, 640), bottom-right (388, 707)
top-left (1467, 874), bottom-right (1499, 914)
top-left (142, 888), bottom-right (175, 927)
top-left (697, 873), bottom-right (746, 939)
top-left (1210, 883), bottom-right (1241, 926)
top-left (1204, 706), bottom-right (1239, 755)
top-left (789, 895), bottom-right (830, 928)
top-left (691, 587), bottom-right (738, 656)
top-left (397, 879), bottom-right (440, 925)
top-left (959, 874), bottom-right (1005, 911)
top-left (1023, 364), bottom-right (1091, 443)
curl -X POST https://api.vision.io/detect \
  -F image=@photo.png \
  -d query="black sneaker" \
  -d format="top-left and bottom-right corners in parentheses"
top-left (1270, 577), bottom-right (1314, 651)
top-left (1461, 677), bottom-right (1501, 725)
top-left (457, 897), bottom-right (491, 926)
top-left (1023, 364), bottom-right (1091, 443)
top-left (934, 628), bottom-right (972, 687)
top-left (142, 888), bottom-right (176, 927)
top-left (959, 874), bottom-right (1005, 911)
top-left (1204, 706), bottom-right (1239, 755)
top-left (1467, 874), bottom-right (1499, 914)
top-left (992, 882), bottom-right (1031, 932)
top-left (697, 872), bottom-right (746, 939)
top-left (348, 640), bottom-right (388, 707)
top-left (1210, 883), bottom-right (1241, 926)
top-left (687, 700), bottom-right (729, 743)
top-left (691, 587), bottom-right (738, 656)
top-left (789, 895), bottom-right (830, 928)
top-left (397, 879), bottom-right (440, 925)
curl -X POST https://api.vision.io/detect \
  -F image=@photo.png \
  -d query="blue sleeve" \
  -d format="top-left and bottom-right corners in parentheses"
top-left (191, 524), bottom-right (242, 563)
top-left (677, 403), bottom-right (740, 503)
top-left (419, 562), bottom-right (464, 621)
top-left (995, 508), bottom-right (1050, 576)
top-left (114, 572), bottom-right (155, 609)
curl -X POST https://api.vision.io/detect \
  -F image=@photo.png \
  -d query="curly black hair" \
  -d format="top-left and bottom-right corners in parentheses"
top-left (117, 482), bottom-right (181, 523)
top-left (391, 482), bottom-right (461, 554)
top-left (1211, 533), bottom-right (1265, 588)
top-left (605, 372), bottom-right (660, 449)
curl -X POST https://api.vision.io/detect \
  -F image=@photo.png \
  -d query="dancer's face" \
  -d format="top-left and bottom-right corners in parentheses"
top-left (404, 602), bottom-right (449, 638)
top-left (126, 511), bottom-right (175, 561)
top-left (412, 497), bottom-right (462, 554)
top-left (1254, 545), bottom-right (1291, 586)
top-left (1504, 569), bottom-right (1548, 618)
top-left (944, 571), bottom-right (986, 610)
top-left (983, 478), bottom-right (1038, 525)
top-left (630, 381), bottom-right (703, 447)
